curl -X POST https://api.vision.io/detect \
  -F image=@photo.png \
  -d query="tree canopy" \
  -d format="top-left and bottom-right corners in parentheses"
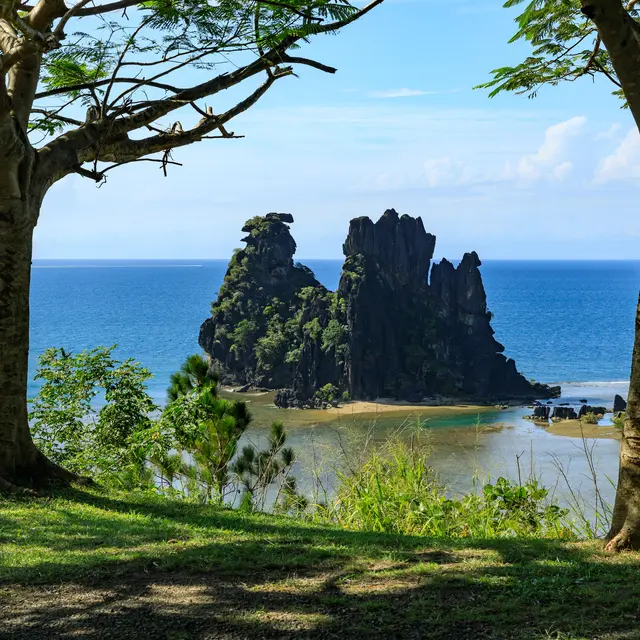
top-left (0, 0), bottom-right (381, 187)
top-left (477, 0), bottom-right (627, 102)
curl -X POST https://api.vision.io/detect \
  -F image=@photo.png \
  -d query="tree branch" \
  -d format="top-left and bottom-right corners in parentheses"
top-left (34, 0), bottom-right (383, 185)
top-left (580, 0), bottom-right (640, 122)
top-left (53, 0), bottom-right (94, 39)
top-left (583, 34), bottom-right (601, 73)
top-left (278, 54), bottom-right (337, 73)
top-left (27, 0), bottom-right (67, 31)
top-left (82, 68), bottom-right (291, 164)
top-left (35, 76), bottom-right (185, 99)
top-left (31, 107), bottom-right (84, 125)
top-left (75, 0), bottom-right (143, 17)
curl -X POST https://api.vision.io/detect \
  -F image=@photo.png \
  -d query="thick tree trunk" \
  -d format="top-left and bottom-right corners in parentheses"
top-left (580, 0), bottom-right (640, 129)
top-left (0, 111), bottom-right (79, 491)
top-left (0, 203), bottom-right (75, 489)
top-left (604, 296), bottom-right (640, 551)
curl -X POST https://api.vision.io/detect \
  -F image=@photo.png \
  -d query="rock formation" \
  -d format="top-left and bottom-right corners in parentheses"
top-left (551, 406), bottom-right (578, 420)
top-left (198, 213), bottom-right (320, 389)
top-left (614, 394), bottom-right (627, 413)
top-left (531, 406), bottom-right (551, 421)
top-left (199, 209), bottom-right (560, 406)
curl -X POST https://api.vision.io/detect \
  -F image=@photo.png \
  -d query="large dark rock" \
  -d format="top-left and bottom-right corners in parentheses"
top-left (199, 210), bottom-right (559, 406)
top-left (614, 394), bottom-right (627, 413)
top-left (197, 213), bottom-right (320, 388)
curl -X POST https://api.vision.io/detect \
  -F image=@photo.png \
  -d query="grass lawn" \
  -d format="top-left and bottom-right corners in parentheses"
top-left (1, 487), bottom-right (640, 639)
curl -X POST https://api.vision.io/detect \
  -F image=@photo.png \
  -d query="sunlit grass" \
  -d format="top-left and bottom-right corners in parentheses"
top-left (2, 487), bottom-right (640, 639)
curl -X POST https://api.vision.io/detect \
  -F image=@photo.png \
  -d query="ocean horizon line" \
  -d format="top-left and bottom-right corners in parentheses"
top-left (31, 257), bottom-right (640, 264)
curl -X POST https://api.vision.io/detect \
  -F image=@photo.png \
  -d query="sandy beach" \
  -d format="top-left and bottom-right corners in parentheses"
top-left (546, 419), bottom-right (621, 440)
top-left (324, 399), bottom-right (493, 417)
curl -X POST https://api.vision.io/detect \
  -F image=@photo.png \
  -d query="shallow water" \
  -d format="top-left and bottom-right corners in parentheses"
top-left (225, 381), bottom-right (625, 527)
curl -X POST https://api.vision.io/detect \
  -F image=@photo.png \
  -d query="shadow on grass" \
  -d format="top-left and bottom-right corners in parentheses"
top-left (2, 488), bottom-right (640, 639)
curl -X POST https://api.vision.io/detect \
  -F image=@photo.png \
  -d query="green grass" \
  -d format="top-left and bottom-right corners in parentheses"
top-left (2, 487), bottom-right (640, 639)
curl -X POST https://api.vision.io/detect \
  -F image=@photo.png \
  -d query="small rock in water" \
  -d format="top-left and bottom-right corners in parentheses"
top-left (579, 398), bottom-right (588, 404)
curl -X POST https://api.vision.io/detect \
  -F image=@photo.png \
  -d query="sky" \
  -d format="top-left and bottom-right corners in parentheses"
top-left (35, 0), bottom-right (640, 261)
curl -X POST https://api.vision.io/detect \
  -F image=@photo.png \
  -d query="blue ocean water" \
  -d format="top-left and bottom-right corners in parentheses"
top-left (29, 259), bottom-right (640, 403)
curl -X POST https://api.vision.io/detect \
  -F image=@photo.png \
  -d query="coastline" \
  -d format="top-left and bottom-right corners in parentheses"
top-left (222, 387), bottom-right (626, 441)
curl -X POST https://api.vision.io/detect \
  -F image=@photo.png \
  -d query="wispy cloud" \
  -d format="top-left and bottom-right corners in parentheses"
top-left (368, 88), bottom-right (461, 99)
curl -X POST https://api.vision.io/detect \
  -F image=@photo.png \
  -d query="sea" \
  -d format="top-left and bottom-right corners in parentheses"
top-left (29, 259), bottom-right (640, 517)
top-left (30, 259), bottom-right (640, 403)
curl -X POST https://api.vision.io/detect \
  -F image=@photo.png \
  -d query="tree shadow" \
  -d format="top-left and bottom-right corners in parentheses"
top-left (2, 488), bottom-right (640, 639)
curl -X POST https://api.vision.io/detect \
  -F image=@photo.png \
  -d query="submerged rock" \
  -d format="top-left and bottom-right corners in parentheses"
top-left (199, 209), bottom-right (559, 406)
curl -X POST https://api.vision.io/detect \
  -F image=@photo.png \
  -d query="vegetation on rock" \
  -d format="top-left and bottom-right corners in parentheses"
top-left (200, 210), bottom-right (559, 407)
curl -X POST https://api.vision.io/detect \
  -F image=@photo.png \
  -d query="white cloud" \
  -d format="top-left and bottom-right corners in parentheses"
top-left (594, 123), bottom-right (621, 140)
top-left (552, 161), bottom-right (573, 182)
top-left (423, 157), bottom-right (471, 187)
top-left (368, 88), bottom-right (461, 99)
top-left (595, 128), bottom-right (640, 184)
top-left (515, 116), bottom-right (586, 181)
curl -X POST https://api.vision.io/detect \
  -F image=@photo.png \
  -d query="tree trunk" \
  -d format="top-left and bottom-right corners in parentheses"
top-left (579, 1), bottom-right (640, 551)
top-left (0, 112), bottom-right (79, 491)
top-left (604, 296), bottom-right (640, 551)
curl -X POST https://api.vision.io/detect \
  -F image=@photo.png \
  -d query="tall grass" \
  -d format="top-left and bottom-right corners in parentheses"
top-left (314, 428), bottom-right (575, 540)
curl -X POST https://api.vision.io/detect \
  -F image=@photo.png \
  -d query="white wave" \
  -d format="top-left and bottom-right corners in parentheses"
top-left (554, 381), bottom-right (629, 387)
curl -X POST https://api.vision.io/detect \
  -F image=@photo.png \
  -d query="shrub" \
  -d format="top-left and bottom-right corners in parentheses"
top-left (30, 346), bottom-right (161, 486)
top-left (315, 383), bottom-right (338, 404)
top-left (321, 319), bottom-right (347, 353)
top-left (303, 317), bottom-right (322, 341)
top-left (613, 412), bottom-right (626, 429)
top-left (317, 437), bottom-right (572, 539)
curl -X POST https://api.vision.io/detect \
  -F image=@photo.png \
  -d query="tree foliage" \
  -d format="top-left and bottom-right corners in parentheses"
top-left (476, 0), bottom-right (630, 104)
top-left (30, 345), bottom-right (161, 483)
top-left (167, 353), bottom-right (217, 402)
top-left (29, 348), bottom-right (303, 505)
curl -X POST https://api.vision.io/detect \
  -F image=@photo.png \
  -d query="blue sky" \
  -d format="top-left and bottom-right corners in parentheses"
top-left (36, 0), bottom-right (640, 260)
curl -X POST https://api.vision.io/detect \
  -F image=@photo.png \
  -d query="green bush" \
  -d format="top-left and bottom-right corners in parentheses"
top-left (30, 346), bottom-right (161, 486)
top-left (317, 438), bottom-right (573, 539)
top-left (321, 319), bottom-right (347, 353)
top-left (315, 383), bottom-right (339, 404)
top-left (613, 412), bottom-right (626, 429)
